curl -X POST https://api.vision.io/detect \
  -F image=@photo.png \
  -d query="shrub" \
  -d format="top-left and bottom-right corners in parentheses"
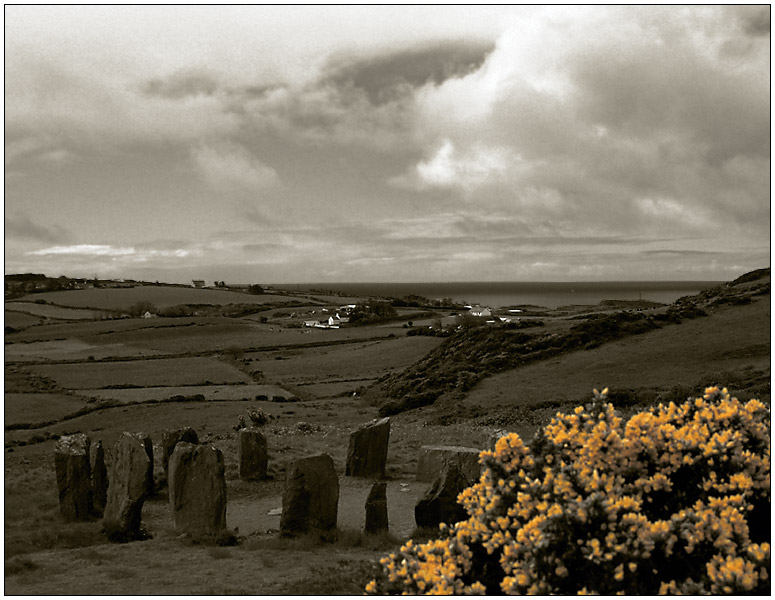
top-left (367, 387), bottom-right (770, 595)
top-left (247, 407), bottom-right (271, 426)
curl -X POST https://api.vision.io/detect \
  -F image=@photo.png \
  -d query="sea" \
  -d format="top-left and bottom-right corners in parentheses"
top-left (286, 281), bottom-right (722, 310)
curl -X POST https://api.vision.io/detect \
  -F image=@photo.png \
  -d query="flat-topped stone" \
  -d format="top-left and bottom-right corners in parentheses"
top-left (280, 453), bottom-right (339, 536)
top-left (238, 427), bottom-right (268, 480)
top-left (415, 446), bottom-right (482, 483)
top-left (54, 433), bottom-right (92, 521)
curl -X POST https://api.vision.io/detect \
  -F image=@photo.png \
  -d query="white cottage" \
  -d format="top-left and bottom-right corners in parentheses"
top-left (469, 305), bottom-right (492, 317)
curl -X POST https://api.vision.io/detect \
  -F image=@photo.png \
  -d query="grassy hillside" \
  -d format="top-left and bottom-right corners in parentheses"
top-left (371, 268), bottom-right (769, 419)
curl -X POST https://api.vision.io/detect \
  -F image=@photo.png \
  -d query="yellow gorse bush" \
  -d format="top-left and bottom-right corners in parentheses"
top-left (368, 387), bottom-right (770, 594)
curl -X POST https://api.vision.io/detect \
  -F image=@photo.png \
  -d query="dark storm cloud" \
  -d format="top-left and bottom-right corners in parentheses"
top-left (573, 46), bottom-right (769, 165)
top-left (142, 72), bottom-right (219, 99)
top-left (5, 214), bottom-right (72, 244)
top-left (323, 41), bottom-right (494, 104)
top-left (736, 5), bottom-right (770, 37)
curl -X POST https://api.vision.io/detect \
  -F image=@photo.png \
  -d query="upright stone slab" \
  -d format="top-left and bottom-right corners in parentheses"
top-left (103, 432), bottom-right (153, 540)
top-left (346, 417), bottom-right (390, 478)
top-left (168, 443), bottom-right (227, 536)
top-left (415, 446), bottom-right (482, 483)
top-left (364, 481), bottom-right (388, 534)
top-left (54, 434), bottom-right (92, 521)
top-left (415, 462), bottom-right (472, 529)
top-left (238, 427), bottom-right (268, 480)
top-left (90, 440), bottom-right (108, 516)
top-left (161, 427), bottom-right (198, 475)
top-left (280, 453), bottom-right (339, 536)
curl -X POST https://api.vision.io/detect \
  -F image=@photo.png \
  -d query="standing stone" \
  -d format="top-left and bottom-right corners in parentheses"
top-left (90, 440), bottom-right (108, 516)
top-left (415, 446), bottom-right (482, 483)
top-left (103, 432), bottom-right (153, 540)
top-left (364, 481), bottom-right (388, 534)
top-left (280, 453), bottom-right (339, 536)
top-left (54, 434), bottom-right (92, 521)
top-left (168, 443), bottom-right (227, 536)
top-left (238, 427), bottom-right (268, 480)
top-left (161, 427), bottom-right (198, 475)
top-left (346, 417), bottom-right (390, 478)
top-left (415, 463), bottom-right (472, 529)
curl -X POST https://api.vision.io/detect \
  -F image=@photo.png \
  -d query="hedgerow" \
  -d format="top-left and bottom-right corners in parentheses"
top-left (367, 387), bottom-right (770, 594)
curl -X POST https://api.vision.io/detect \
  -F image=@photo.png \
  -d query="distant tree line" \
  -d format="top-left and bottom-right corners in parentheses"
top-left (4, 274), bottom-right (89, 298)
top-left (391, 295), bottom-right (458, 308)
top-left (348, 301), bottom-right (397, 325)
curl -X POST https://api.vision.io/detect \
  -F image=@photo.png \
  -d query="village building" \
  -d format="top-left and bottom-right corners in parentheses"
top-left (469, 305), bottom-right (492, 317)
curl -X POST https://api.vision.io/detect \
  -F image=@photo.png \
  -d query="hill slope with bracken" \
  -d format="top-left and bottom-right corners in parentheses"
top-left (369, 268), bottom-right (769, 430)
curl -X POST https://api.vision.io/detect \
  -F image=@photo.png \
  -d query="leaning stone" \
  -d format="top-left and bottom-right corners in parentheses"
top-left (103, 432), bottom-right (153, 540)
top-left (414, 462), bottom-right (472, 529)
top-left (280, 453), bottom-right (339, 536)
top-left (238, 427), bottom-right (268, 480)
top-left (168, 443), bottom-right (227, 537)
top-left (161, 427), bottom-right (198, 475)
top-left (90, 440), bottom-right (108, 516)
top-left (364, 481), bottom-right (388, 534)
top-left (415, 446), bottom-right (482, 483)
top-left (346, 417), bottom-right (390, 478)
top-left (54, 433), bottom-right (92, 521)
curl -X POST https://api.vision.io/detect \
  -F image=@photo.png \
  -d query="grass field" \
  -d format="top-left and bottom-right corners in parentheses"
top-left (30, 357), bottom-right (253, 389)
top-left (81, 384), bottom-right (293, 404)
top-left (5, 302), bottom-right (103, 320)
top-left (246, 336), bottom-right (442, 390)
top-left (4, 273), bottom-right (769, 594)
top-left (16, 287), bottom-right (304, 310)
top-left (5, 310), bottom-right (44, 329)
top-left (5, 393), bottom-right (88, 427)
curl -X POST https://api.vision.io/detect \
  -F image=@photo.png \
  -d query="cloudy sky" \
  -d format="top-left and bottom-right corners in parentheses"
top-left (5, 5), bottom-right (770, 283)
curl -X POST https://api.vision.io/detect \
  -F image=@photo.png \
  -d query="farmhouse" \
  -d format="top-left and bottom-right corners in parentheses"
top-left (469, 305), bottom-right (492, 317)
top-left (302, 316), bottom-right (341, 329)
top-left (192, 280), bottom-right (205, 288)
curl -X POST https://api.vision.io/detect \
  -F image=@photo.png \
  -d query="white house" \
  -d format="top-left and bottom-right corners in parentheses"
top-left (304, 320), bottom-right (321, 328)
top-left (470, 305), bottom-right (492, 317)
top-left (143, 311), bottom-right (155, 319)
